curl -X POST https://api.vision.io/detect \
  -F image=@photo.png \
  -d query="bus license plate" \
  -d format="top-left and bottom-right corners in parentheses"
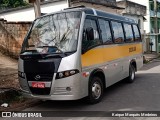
top-left (32, 82), bottom-right (45, 88)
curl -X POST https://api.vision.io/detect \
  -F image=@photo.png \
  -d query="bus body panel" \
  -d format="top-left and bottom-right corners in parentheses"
top-left (21, 73), bottom-right (84, 100)
top-left (81, 43), bottom-right (143, 87)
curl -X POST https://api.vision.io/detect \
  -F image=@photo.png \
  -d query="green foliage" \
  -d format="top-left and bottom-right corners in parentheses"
top-left (0, 0), bottom-right (28, 9)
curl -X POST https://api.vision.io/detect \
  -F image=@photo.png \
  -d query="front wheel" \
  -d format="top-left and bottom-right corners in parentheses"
top-left (87, 76), bottom-right (104, 104)
top-left (126, 64), bottom-right (136, 83)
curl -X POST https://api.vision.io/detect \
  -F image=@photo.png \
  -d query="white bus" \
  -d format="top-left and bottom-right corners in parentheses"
top-left (18, 6), bottom-right (143, 104)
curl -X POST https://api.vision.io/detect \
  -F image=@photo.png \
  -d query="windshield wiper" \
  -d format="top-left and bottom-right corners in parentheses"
top-left (36, 46), bottom-right (67, 56)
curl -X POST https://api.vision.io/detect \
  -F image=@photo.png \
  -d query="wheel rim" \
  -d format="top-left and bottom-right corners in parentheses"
top-left (92, 82), bottom-right (101, 99)
top-left (130, 67), bottom-right (135, 80)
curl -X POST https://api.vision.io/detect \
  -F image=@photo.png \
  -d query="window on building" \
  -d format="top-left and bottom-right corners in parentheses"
top-left (111, 21), bottom-right (124, 43)
top-left (123, 23), bottom-right (134, 42)
top-left (82, 18), bottom-right (101, 51)
top-left (151, 20), bottom-right (154, 33)
top-left (150, 3), bottom-right (154, 11)
top-left (98, 19), bottom-right (112, 44)
top-left (133, 25), bottom-right (141, 41)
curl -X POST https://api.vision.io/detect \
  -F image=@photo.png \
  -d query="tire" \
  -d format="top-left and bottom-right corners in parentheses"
top-left (126, 64), bottom-right (136, 83)
top-left (87, 76), bottom-right (104, 104)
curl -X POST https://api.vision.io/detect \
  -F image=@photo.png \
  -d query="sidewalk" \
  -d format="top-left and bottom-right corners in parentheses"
top-left (143, 53), bottom-right (159, 61)
top-left (0, 52), bottom-right (19, 89)
top-left (0, 52), bottom-right (19, 108)
top-left (0, 52), bottom-right (39, 111)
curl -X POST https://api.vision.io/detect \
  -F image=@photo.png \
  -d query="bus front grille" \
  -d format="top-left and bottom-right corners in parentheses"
top-left (30, 87), bottom-right (51, 95)
top-left (26, 73), bottom-right (53, 81)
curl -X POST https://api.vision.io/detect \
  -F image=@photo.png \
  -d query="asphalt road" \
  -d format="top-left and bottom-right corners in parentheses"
top-left (2, 59), bottom-right (160, 120)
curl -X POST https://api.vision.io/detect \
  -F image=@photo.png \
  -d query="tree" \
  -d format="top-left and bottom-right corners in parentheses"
top-left (0, 0), bottom-right (28, 9)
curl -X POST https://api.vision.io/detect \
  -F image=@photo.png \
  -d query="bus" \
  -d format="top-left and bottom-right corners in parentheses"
top-left (18, 6), bottom-right (143, 104)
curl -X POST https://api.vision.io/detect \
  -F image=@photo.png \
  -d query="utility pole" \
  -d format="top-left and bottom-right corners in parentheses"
top-left (67, 0), bottom-right (71, 7)
top-left (154, 0), bottom-right (159, 53)
top-left (29, 0), bottom-right (41, 18)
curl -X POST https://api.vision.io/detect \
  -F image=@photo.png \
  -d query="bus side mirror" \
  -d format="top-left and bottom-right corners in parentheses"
top-left (86, 27), bottom-right (94, 41)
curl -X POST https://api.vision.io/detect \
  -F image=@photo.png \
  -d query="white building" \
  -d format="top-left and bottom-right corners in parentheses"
top-left (0, 0), bottom-right (68, 22)
top-left (0, 0), bottom-right (123, 22)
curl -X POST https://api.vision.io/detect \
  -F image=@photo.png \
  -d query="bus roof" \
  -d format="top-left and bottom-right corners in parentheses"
top-left (40, 6), bottom-right (136, 24)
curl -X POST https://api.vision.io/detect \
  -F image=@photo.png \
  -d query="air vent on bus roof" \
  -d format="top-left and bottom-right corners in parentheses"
top-left (64, 5), bottom-right (86, 10)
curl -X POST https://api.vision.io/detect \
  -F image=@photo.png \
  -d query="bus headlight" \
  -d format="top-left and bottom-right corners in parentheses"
top-left (18, 71), bottom-right (25, 78)
top-left (56, 69), bottom-right (79, 79)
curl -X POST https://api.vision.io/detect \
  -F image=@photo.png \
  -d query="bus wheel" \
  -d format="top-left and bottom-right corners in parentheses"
top-left (126, 64), bottom-right (135, 83)
top-left (87, 76), bottom-right (103, 104)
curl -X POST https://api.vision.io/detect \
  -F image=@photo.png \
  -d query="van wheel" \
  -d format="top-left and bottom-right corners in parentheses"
top-left (87, 76), bottom-right (103, 104)
top-left (126, 64), bottom-right (135, 83)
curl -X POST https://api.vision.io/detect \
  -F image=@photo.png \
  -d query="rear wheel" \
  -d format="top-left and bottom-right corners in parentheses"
top-left (87, 76), bottom-right (103, 104)
top-left (126, 64), bottom-right (135, 83)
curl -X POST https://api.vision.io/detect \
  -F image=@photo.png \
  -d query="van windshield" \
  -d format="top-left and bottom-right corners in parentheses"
top-left (21, 11), bottom-right (81, 54)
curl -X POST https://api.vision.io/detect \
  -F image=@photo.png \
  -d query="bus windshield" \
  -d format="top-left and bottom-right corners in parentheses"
top-left (21, 11), bottom-right (81, 54)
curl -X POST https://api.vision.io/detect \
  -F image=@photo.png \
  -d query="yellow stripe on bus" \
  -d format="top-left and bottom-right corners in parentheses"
top-left (81, 43), bottom-right (142, 67)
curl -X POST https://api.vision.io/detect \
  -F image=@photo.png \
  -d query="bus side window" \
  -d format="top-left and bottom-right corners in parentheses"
top-left (123, 23), bottom-right (134, 42)
top-left (133, 25), bottom-right (141, 41)
top-left (82, 19), bottom-right (100, 53)
top-left (98, 19), bottom-right (112, 44)
top-left (111, 21), bottom-right (124, 44)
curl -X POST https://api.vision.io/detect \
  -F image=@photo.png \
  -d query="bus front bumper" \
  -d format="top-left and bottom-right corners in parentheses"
top-left (20, 88), bottom-right (83, 100)
top-left (19, 74), bottom-right (88, 100)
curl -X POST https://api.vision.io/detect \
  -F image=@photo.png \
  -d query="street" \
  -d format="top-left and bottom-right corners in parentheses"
top-left (11, 59), bottom-right (159, 120)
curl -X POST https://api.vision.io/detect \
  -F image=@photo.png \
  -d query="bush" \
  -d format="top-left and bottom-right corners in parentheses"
top-left (0, 0), bottom-right (28, 9)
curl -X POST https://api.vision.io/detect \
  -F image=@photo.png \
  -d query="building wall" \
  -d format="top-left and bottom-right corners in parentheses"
top-left (71, 2), bottom-right (118, 14)
top-left (0, 19), bottom-right (31, 58)
top-left (148, 0), bottom-right (160, 52)
top-left (116, 0), bottom-right (147, 6)
top-left (0, 1), bottom-right (68, 22)
top-left (71, 0), bottom-right (117, 7)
